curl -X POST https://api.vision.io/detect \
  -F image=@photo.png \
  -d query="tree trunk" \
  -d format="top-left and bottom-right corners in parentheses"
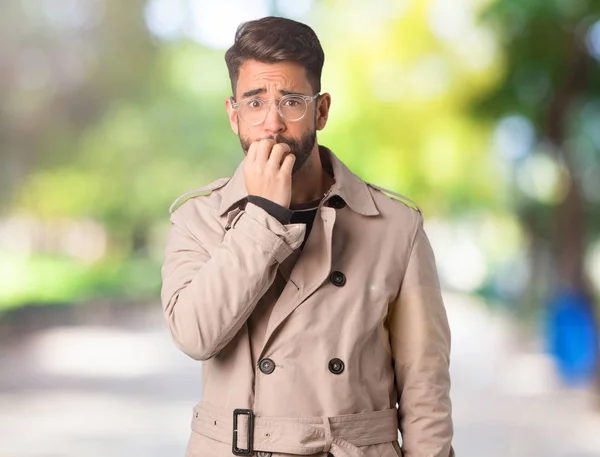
top-left (545, 29), bottom-right (600, 394)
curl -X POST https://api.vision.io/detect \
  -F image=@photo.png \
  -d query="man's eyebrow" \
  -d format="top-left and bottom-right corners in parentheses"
top-left (280, 89), bottom-right (305, 96)
top-left (241, 88), bottom-right (306, 98)
top-left (241, 88), bottom-right (266, 98)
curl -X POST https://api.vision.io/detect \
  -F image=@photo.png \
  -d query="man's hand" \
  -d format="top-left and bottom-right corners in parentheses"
top-left (244, 139), bottom-right (295, 208)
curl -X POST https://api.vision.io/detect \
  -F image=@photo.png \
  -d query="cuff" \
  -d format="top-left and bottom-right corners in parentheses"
top-left (232, 203), bottom-right (306, 263)
top-left (247, 195), bottom-right (293, 225)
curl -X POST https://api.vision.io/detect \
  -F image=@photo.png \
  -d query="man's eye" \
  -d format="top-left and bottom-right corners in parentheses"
top-left (283, 98), bottom-right (301, 107)
top-left (248, 100), bottom-right (263, 109)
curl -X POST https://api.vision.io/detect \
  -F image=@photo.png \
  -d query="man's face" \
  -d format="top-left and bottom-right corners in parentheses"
top-left (225, 60), bottom-right (320, 174)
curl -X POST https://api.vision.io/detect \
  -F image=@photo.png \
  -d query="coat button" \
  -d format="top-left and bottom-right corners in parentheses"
top-left (330, 271), bottom-right (346, 287)
top-left (257, 453), bottom-right (272, 457)
top-left (327, 195), bottom-right (346, 209)
top-left (328, 358), bottom-right (345, 374)
top-left (259, 358), bottom-right (275, 374)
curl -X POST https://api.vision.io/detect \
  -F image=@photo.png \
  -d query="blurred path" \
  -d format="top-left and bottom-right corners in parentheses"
top-left (0, 294), bottom-right (599, 457)
top-left (445, 293), bottom-right (600, 457)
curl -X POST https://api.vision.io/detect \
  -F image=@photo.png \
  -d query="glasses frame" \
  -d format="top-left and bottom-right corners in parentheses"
top-left (231, 93), bottom-right (320, 126)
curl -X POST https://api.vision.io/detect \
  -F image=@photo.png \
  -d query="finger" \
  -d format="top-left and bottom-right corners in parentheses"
top-left (267, 143), bottom-right (291, 169)
top-left (246, 141), bottom-right (259, 163)
top-left (279, 153), bottom-right (296, 176)
top-left (272, 142), bottom-right (291, 156)
top-left (255, 138), bottom-right (276, 164)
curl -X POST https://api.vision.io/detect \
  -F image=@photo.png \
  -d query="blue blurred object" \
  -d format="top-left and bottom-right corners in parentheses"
top-left (545, 289), bottom-right (599, 385)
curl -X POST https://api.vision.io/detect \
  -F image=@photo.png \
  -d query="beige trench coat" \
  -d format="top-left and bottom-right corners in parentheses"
top-left (161, 147), bottom-right (454, 457)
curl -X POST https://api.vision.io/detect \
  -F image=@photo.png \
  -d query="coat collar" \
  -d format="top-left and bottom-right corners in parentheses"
top-left (218, 145), bottom-right (379, 217)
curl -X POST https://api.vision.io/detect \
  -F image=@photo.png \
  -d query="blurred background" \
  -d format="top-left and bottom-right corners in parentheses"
top-left (1, 0), bottom-right (600, 456)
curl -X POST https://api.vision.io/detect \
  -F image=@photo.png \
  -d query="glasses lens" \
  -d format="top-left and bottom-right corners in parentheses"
top-left (239, 99), bottom-right (268, 125)
top-left (279, 96), bottom-right (308, 121)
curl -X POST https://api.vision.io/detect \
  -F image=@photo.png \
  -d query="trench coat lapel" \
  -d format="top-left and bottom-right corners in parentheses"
top-left (260, 206), bottom-right (336, 354)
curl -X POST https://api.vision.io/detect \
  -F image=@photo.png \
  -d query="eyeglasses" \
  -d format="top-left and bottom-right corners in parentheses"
top-left (231, 93), bottom-right (320, 126)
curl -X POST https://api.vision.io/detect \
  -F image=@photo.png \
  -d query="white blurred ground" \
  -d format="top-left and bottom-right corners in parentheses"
top-left (0, 292), bottom-right (599, 457)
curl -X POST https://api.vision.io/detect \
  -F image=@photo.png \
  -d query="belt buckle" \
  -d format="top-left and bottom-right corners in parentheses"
top-left (232, 408), bottom-right (254, 456)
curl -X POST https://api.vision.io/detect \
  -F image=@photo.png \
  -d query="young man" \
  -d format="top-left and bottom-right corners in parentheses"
top-left (161, 16), bottom-right (454, 457)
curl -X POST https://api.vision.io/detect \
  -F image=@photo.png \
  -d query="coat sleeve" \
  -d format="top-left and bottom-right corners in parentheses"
top-left (388, 214), bottom-right (455, 457)
top-left (161, 201), bottom-right (306, 361)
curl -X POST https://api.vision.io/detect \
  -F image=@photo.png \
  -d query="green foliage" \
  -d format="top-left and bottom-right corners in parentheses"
top-left (477, 0), bottom-right (600, 124)
top-left (317, 0), bottom-right (506, 215)
top-left (0, 252), bottom-right (161, 310)
top-left (14, 43), bottom-right (240, 242)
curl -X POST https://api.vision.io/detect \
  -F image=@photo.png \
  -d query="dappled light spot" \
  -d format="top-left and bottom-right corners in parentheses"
top-left (516, 151), bottom-right (571, 205)
top-left (493, 115), bottom-right (535, 161)
top-left (586, 20), bottom-right (600, 61)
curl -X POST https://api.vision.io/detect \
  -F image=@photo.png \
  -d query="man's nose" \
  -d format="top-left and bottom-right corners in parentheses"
top-left (263, 101), bottom-right (285, 134)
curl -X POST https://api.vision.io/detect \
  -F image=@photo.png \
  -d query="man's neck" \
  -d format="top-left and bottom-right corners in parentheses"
top-left (290, 146), bottom-right (334, 206)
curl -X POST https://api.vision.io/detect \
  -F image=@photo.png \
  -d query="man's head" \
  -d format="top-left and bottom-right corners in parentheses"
top-left (224, 17), bottom-right (331, 174)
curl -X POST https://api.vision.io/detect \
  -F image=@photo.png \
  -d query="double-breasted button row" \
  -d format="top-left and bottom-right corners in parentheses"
top-left (259, 357), bottom-right (345, 375)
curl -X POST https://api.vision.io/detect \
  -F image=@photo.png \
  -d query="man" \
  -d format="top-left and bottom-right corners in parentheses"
top-left (161, 16), bottom-right (454, 457)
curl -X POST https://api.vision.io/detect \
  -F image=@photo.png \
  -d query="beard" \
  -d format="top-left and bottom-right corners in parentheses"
top-left (239, 129), bottom-right (317, 175)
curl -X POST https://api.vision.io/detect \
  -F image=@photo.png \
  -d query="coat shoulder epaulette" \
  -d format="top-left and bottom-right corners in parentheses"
top-left (169, 177), bottom-right (231, 214)
top-left (367, 183), bottom-right (422, 215)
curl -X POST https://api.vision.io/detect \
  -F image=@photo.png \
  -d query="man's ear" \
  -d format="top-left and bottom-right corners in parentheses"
top-left (316, 93), bottom-right (331, 131)
top-left (225, 97), bottom-right (239, 135)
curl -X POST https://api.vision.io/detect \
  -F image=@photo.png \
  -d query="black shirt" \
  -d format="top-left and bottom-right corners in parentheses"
top-left (246, 195), bottom-right (320, 250)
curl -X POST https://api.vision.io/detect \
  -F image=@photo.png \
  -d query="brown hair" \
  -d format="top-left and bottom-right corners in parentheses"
top-left (225, 16), bottom-right (325, 98)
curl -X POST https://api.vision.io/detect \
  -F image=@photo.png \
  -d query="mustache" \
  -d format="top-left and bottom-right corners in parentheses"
top-left (261, 133), bottom-right (304, 141)
top-left (261, 135), bottom-right (295, 144)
